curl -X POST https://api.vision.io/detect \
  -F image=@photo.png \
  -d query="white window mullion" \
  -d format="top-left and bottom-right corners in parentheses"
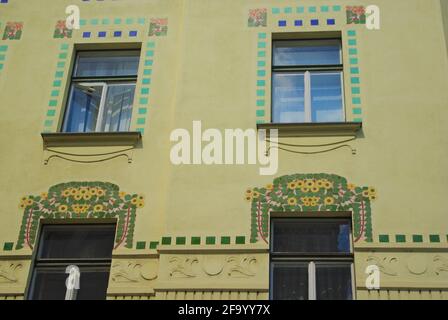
top-left (308, 261), bottom-right (316, 300)
top-left (304, 71), bottom-right (312, 122)
top-left (95, 83), bottom-right (108, 132)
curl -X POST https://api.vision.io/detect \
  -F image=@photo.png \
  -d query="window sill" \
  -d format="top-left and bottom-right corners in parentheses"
top-left (256, 122), bottom-right (362, 137)
top-left (41, 132), bottom-right (142, 148)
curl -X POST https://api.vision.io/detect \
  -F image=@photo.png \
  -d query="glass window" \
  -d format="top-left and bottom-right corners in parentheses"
top-left (27, 224), bottom-right (116, 300)
top-left (270, 218), bottom-right (354, 300)
top-left (62, 50), bottom-right (140, 133)
top-left (272, 39), bottom-right (344, 123)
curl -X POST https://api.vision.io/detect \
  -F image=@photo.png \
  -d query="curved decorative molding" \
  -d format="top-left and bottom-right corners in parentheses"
top-left (111, 260), bottom-right (158, 283)
top-left (433, 256), bottom-right (448, 275)
top-left (226, 256), bottom-right (257, 277)
top-left (0, 263), bottom-right (22, 283)
top-left (245, 174), bottom-right (376, 244)
top-left (366, 256), bottom-right (399, 276)
top-left (16, 182), bottom-right (145, 250)
top-left (169, 257), bottom-right (199, 278)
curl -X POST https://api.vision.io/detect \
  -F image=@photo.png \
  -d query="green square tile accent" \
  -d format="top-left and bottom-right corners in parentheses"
top-left (321, 6), bottom-right (329, 12)
top-left (143, 69), bottom-right (152, 75)
top-left (142, 78), bottom-right (151, 85)
top-left (139, 98), bottom-right (148, 105)
top-left (161, 237), bottom-right (172, 245)
top-left (235, 236), bottom-right (245, 245)
top-left (352, 108), bottom-right (362, 115)
top-left (379, 235), bottom-right (389, 243)
top-left (347, 30), bottom-right (357, 37)
top-left (256, 89), bottom-right (265, 97)
top-left (49, 100), bottom-right (58, 107)
top-left (258, 33), bottom-right (266, 39)
top-left (46, 110), bottom-right (56, 117)
top-left (0, 45), bottom-right (8, 52)
top-left (258, 42), bottom-right (266, 49)
top-left (60, 44), bottom-right (69, 50)
top-left (59, 53), bottom-right (67, 60)
top-left (256, 110), bottom-right (265, 117)
top-left (44, 120), bottom-right (54, 127)
top-left (145, 60), bottom-right (153, 67)
top-left (256, 119), bottom-right (265, 124)
top-left (349, 48), bottom-right (358, 55)
top-left (257, 70), bottom-right (266, 77)
top-left (206, 236), bottom-right (216, 245)
top-left (0, 55), bottom-right (5, 61)
top-left (351, 77), bottom-right (360, 84)
top-left (256, 100), bottom-right (265, 107)
top-left (79, 19), bottom-right (87, 26)
top-left (308, 6), bottom-right (317, 13)
top-left (136, 128), bottom-right (145, 134)
top-left (351, 87), bottom-right (361, 95)
top-left (149, 241), bottom-right (159, 249)
top-left (395, 235), bottom-right (406, 243)
top-left (176, 237), bottom-right (186, 245)
top-left (136, 241), bottom-right (146, 250)
top-left (412, 235), bottom-right (423, 243)
top-left (137, 117), bottom-right (146, 125)
top-left (353, 118), bottom-right (363, 123)
top-left (257, 80), bottom-right (266, 87)
top-left (191, 237), bottom-right (201, 245)
top-left (258, 51), bottom-right (266, 58)
top-left (90, 19), bottom-right (99, 25)
top-left (272, 8), bottom-right (280, 14)
top-left (349, 58), bottom-right (358, 65)
top-left (138, 18), bottom-right (146, 25)
top-left (333, 5), bottom-right (342, 12)
top-left (3, 242), bottom-right (13, 251)
top-left (55, 71), bottom-right (64, 78)
top-left (138, 108), bottom-right (147, 115)
top-left (147, 41), bottom-right (156, 48)
top-left (284, 7), bottom-right (292, 14)
top-left (350, 67), bottom-right (360, 75)
top-left (114, 18), bottom-right (122, 25)
top-left (296, 6), bottom-right (305, 13)
top-left (53, 80), bottom-right (61, 87)
top-left (430, 235), bottom-right (440, 243)
top-left (57, 61), bottom-right (65, 68)
top-left (348, 39), bottom-right (357, 46)
top-left (352, 97), bottom-right (361, 105)
top-left (257, 61), bottom-right (266, 67)
top-left (102, 18), bottom-right (110, 25)
top-left (51, 90), bottom-right (60, 97)
top-left (221, 236), bottom-right (231, 245)
top-left (146, 50), bottom-right (154, 57)
top-left (141, 88), bottom-right (150, 95)
top-left (0, 64), bottom-right (4, 71)
top-left (126, 18), bottom-right (134, 25)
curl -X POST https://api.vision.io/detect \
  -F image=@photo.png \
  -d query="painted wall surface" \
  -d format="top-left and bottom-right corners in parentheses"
top-left (0, 0), bottom-right (448, 300)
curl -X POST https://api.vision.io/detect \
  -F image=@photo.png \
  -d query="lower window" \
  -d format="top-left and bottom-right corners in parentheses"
top-left (27, 224), bottom-right (116, 300)
top-left (270, 218), bottom-right (354, 300)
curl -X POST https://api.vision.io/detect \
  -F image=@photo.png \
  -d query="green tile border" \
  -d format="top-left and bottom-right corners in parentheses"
top-left (3, 242), bottom-right (13, 251)
top-left (256, 32), bottom-right (268, 123)
top-left (395, 234), bottom-right (406, 243)
top-left (142, 236), bottom-right (249, 248)
top-left (136, 241), bottom-right (146, 250)
top-left (376, 234), bottom-right (447, 244)
top-left (379, 234), bottom-right (389, 243)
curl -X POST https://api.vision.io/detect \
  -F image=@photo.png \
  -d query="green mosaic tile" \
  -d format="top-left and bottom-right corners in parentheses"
top-left (430, 235), bottom-right (440, 243)
top-left (412, 235), bottom-right (423, 243)
top-left (350, 67), bottom-right (359, 74)
top-left (333, 5), bottom-right (342, 12)
top-left (60, 43), bottom-right (69, 50)
top-left (142, 78), bottom-right (151, 85)
top-left (258, 33), bottom-right (266, 39)
top-left (352, 97), bottom-right (361, 105)
top-left (139, 98), bottom-right (148, 105)
top-left (3, 242), bottom-right (13, 251)
top-left (235, 236), bottom-right (246, 245)
top-left (257, 80), bottom-right (266, 86)
top-left (141, 88), bottom-right (150, 95)
top-left (46, 110), bottom-right (56, 117)
top-left (351, 77), bottom-right (360, 84)
top-left (143, 69), bottom-right (152, 75)
top-left (321, 6), bottom-right (329, 12)
top-left (138, 108), bottom-right (147, 115)
top-left (136, 128), bottom-right (145, 134)
top-left (79, 19), bottom-right (87, 26)
top-left (256, 119), bottom-right (265, 124)
top-left (176, 237), bottom-right (186, 245)
top-left (146, 50), bottom-right (154, 57)
top-left (125, 18), bottom-right (134, 25)
top-left (59, 53), bottom-right (67, 60)
top-left (149, 241), bottom-right (159, 249)
top-left (137, 118), bottom-right (146, 125)
top-left (90, 19), bottom-right (99, 25)
top-left (257, 61), bottom-right (266, 67)
top-left (221, 236), bottom-right (231, 245)
top-left (284, 7), bottom-right (292, 14)
top-left (53, 80), bottom-right (62, 87)
top-left (257, 70), bottom-right (266, 77)
top-left (379, 235), bottom-right (389, 243)
top-left (55, 71), bottom-right (64, 78)
top-left (57, 61), bottom-right (66, 68)
top-left (395, 234), bottom-right (406, 243)
top-left (138, 18), bottom-right (146, 25)
top-left (353, 118), bottom-right (363, 123)
top-left (258, 51), bottom-right (266, 58)
top-left (0, 64), bottom-right (3, 71)
top-left (258, 42), bottom-right (266, 49)
top-left (44, 120), bottom-right (54, 127)
top-left (256, 110), bottom-right (265, 117)
top-left (0, 45), bottom-right (8, 52)
top-left (161, 237), bottom-right (172, 245)
top-left (48, 100), bottom-right (58, 107)
top-left (352, 108), bottom-right (362, 115)
top-left (145, 60), bottom-right (153, 67)
top-left (0, 55), bottom-right (5, 61)
top-left (348, 39), bottom-right (357, 46)
top-left (349, 48), bottom-right (358, 55)
top-left (102, 18), bottom-right (110, 25)
top-left (308, 6), bottom-right (317, 13)
top-left (296, 6), bottom-right (305, 13)
top-left (349, 58), bottom-right (358, 65)
top-left (272, 8), bottom-right (280, 14)
top-left (136, 241), bottom-right (146, 250)
top-left (256, 89), bottom-right (265, 97)
top-left (114, 18), bottom-right (122, 25)
top-left (191, 237), bottom-right (201, 245)
top-left (347, 30), bottom-right (357, 37)
top-left (351, 87), bottom-right (361, 94)
top-left (51, 90), bottom-right (59, 97)
top-left (256, 100), bottom-right (265, 107)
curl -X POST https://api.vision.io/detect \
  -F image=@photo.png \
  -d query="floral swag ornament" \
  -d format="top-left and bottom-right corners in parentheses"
top-left (16, 182), bottom-right (145, 250)
top-left (245, 174), bottom-right (376, 244)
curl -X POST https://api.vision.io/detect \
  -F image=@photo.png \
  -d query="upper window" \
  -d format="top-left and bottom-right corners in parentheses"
top-left (270, 218), bottom-right (354, 300)
top-left (62, 50), bottom-right (140, 133)
top-left (27, 224), bottom-right (116, 300)
top-left (272, 39), bottom-right (344, 124)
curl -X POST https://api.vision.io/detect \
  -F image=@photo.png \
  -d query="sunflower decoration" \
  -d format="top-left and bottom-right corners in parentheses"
top-left (311, 186), bottom-right (320, 193)
top-left (94, 204), bottom-right (104, 213)
top-left (300, 186), bottom-right (310, 193)
top-left (266, 183), bottom-right (274, 191)
top-left (310, 196), bottom-right (320, 206)
top-left (287, 197), bottom-right (298, 206)
top-left (305, 179), bottom-right (315, 188)
top-left (301, 197), bottom-right (311, 206)
top-left (96, 188), bottom-right (105, 197)
top-left (245, 188), bottom-right (254, 202)
top-left (296, 180), bottom-right (305, 188)
top-left (40, 192), bottom-right (48, 200)
top-left (119, 191), bottom-right (127, 200)
top-left (322, 179), bottom-right (333, 190)
top-left (287, 181), bottom-right (297, 190)
top-left (70, 188), bottom-right (78, 196)
top-left (72, 204), bottom-right (81, 214)
top-left (89, 187), bottom-right (98, 196)
top-left (324, 196), bottom-right (335, 205)
top-left (58, 205), bottom-right (68, 213)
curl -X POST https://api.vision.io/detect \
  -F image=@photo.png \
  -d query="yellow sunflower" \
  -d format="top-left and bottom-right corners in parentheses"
top-left (74, 194), bottom-right (83, 201)
top-left (369, 195), bottom-right (377, 201)
top-left (245, 189), bottom-right (253, 196)
top-left (301, 186), bottom-right (310, 193)
top-left (62, 189), bottom-right (71, 197)
top-left (89, 188), bottom-right (98, 195)
top-left (362, 190), bottom-right (370, 197)
top-left (70, 188), bottom-right (78, 196)
top-left (296, 180), bottom-right (305, 188)
top-left (311, 186), bottom-right (319, 193)
top-left (58, 205), bottom-right (68, 213)
top-left (19, 203), bottom-right (26, 209)
top-left (97, 189), bottom-right (105, 197)
top-left (348, 183), bottom-right (356, 191)
top-left (25, 199), bottom-right (34, 206)
top-left (119, 191), bottom-right (127, 199)
top-left (41, 192), bottom-right (48, 199)
top-left (83, 194), bottom-right (92, 201)
top-left (94, 204), bottom-right (104, 212)
top-left (266, 183), bottom-right (274, 191)
top-left (79, 188), bottom-right (89, 195)
top-left (287, 182), bottom-right (297, 190)
top-left (305, 180), bottom-right (315, 188)
top-left (287, 198), bottom-right (298, 206)
top-left (245, 195), bottom-right (253, 202)
top-left (131, 197), bottom-right (139, 205)
top-left (324, 197), bottom-right (335, 205)
top-left (323, 181), bottom-right (333, 190)
top-left (252, 191), bottom-right (260, 199)
top-left (137, 201), bottom-right (145, 208)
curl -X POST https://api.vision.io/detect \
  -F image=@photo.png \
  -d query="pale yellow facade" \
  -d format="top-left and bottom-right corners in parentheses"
top-left (0, 0), bottom-right (448, 300)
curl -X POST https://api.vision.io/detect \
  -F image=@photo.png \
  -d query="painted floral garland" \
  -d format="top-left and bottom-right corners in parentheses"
top-left (245, 174), bottom-right (376, 244)
top-left (16, 182), bottom-right (144, 250)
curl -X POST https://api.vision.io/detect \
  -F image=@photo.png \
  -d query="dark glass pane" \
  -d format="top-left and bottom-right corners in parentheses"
top-left (272, 73), bottom-right (305, 123)
top-left (99, 83), bottom-right (135, 132)
top-left (271, 219), bottom-right (351, 254)
top-left (75, 51), bottom-right (140, 77)
top-left (29, 266), bottom-right (110, 300)
top-left (316, 263), bottom-right (353, 300)
top-left (37, 225), bottom-right (116, 259)
top-left (271, 263), bottom-right (308, 300)
top-left (311, 72), bottom-right (344, 122)
top-left (63, 83), bottom-right (103, 132)
top-left (273, 40), bottom-right (341, 66)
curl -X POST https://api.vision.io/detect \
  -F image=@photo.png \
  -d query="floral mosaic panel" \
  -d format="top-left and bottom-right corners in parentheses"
top-left (148, 18), bottom-right (168, 37)
top-left (346, 6), bottom-right (366, 24)
top-left (16, 182), bottom-right (145, 250)
top-left (248, 8), bottom-right (267, 27)
top-left (53, 20), bottom-right (73, 39)
top-left (2, 22), bottom-right (23, 40)
top-left (245, 174), bottom-right (376, 244)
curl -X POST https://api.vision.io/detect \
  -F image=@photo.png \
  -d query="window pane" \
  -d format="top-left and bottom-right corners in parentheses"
top-left (63, 83), bottom-right (103, 132)
top-left (311, 72), bottom-right (344, 122)
top-left (272, 73), bottom-right (305, 123)
top-left (75, 51), bottom-right (140, 77)
top-left (100, 83), bottom-right (135, 132)
top-left (37, 224), bottom-right (116, 259)
top-left (29, 266), bottom-right (110, 300)
top-left (271, 263), bottom-right (308, 300)
top-left (273, 40), bottom-right (341, 66)
top-left (316, 263), bottom-right (353, 300)
top-left (271, 219), bottom-right (351, 254)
